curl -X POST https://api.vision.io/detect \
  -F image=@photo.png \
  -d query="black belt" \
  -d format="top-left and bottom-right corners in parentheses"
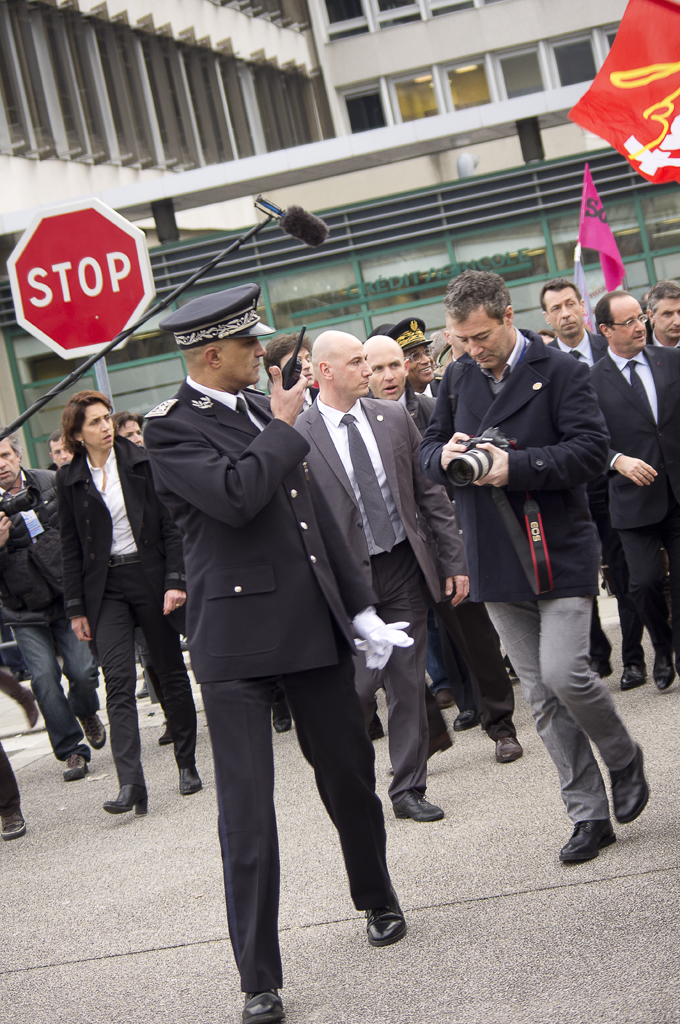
top-left (109, 553), bottom-right (141, 567)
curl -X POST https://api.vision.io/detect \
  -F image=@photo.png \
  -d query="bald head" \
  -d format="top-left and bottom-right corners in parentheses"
top-left (313, 330), bottom-right (372, 411)
top-left (364, 337), bottom-right (408, 401)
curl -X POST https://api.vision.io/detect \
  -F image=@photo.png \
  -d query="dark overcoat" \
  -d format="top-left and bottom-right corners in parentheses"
top-left (419, 331), bottom-right (609, 603)
top-left (590, 345), bottom-right (680, 530)
top-left (403, 380), bottom-right (436, 434)
top-left (57, 436), bottom-right (186, 632)
top-left (142, 381), bottom-right (376, 683)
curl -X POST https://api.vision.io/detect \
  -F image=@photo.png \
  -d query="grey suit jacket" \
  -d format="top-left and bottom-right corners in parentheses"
top-left (295, 397), bottom-right (467, 603)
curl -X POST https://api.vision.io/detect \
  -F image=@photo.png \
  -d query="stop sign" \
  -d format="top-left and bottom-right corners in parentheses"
top-left (7, 198), bottom-right (155, 360)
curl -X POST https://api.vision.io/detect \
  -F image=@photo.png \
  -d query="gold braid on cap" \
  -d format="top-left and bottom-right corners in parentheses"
top-left (396, 320), bottom-right (427, 349)
top-left (174, 306), bottom-right (260, 347)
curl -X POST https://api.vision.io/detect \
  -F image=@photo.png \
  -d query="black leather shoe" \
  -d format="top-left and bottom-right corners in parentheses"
top-left (393, 790), bottom-right (444, 821)
top-left (179, 766), bottom-right (203, 795)
top-left (653, 654), bottom-right (675, 690)
top-left (559, 819), bottom-right (616, 862)
top-left (367, 710), bottom-right (385, 741)
top-left (271, 699), bottom-right (292, 733)
top-left (366, 889), bottom-right (407, 947)
top-left (591, 658), bottom-right (613, 678)
top-left (158, 722), bottom-right (173, 745)
top-left (103, 785), bottom-right (147, 815)
top-left (453, 709), bottom-right (480, 731)
top-left (620, 664), bottom-right (647, 691)
top-left (242, 990), bottom-right (284, 1023)
top-left (610, 744), bottom-right (649, 824)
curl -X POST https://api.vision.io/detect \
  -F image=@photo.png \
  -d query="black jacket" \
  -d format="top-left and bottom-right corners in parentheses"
top-left (57, 437), bottom-right (187, 632)
top-left (404, 380), bottom-right (436, 434)
top-left (420, 330), bottom-right (609, 603)
top-left (590, 345), bottom-right (680, 529)
top-left (0, 468), bottom-right (64, 626)
top-left (143, 380), bottom-right (376, 683)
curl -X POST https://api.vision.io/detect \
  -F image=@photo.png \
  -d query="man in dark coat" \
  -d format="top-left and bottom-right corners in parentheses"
top-left (143, 284), bottom-right (407, 1024)
top-left (591, 290), bottom-right (680, 691)
top-left (420, 270), bottom-right (649, 864)
top-left (540, 277), bottom-right (647, 691)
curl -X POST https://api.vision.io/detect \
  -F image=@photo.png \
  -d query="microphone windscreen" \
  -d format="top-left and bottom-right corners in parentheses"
top-left (279, 206), bottom-right (329, 247)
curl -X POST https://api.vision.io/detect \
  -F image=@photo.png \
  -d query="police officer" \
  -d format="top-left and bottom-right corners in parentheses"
top-left (143, 284), bottom-right (409, 1024)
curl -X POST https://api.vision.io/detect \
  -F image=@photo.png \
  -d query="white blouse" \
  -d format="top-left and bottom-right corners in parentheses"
top-left (87, 448), bottom-right (137, 556)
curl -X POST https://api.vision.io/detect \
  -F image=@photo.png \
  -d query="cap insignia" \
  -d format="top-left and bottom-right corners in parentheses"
top-left (174, 306), bottom-right (260, 348)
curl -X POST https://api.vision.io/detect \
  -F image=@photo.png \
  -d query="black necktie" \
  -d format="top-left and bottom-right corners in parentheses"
top-left (570, 350), bottom-right (582, 360)
top-left (340, 413), bottom-right (396, 553)
top-left (625, 360), bottom-right (654, 419)
top-left (235, 396), bottom-right (249, 417)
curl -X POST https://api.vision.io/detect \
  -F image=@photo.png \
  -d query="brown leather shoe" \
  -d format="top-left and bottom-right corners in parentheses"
top-left (428, 730), bottom-right (453, 759)
top-left (434, 688), bottom-right (455, 709)
top-left (495, 737), bottom-right (523, 762)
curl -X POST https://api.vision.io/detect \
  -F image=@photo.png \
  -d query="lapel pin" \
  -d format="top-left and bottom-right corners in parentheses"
top-left (532, 382), bottom-right (542, 391)
top-left (377, 414), bottom-right (384, 421)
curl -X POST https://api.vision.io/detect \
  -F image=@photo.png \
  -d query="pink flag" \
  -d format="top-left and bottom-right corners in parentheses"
top-left (578, 164), bottom-right (626, 291)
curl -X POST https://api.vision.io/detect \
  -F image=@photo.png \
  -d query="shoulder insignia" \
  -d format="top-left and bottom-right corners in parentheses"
top-left (145, 399), bottom-right (178, 419)
top-left (191, 395), bottom-right (214, 410)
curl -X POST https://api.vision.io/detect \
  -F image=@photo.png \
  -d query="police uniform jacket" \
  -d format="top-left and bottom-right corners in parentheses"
top-left (57, 436), bottom-right (187, 633)
top-left (420, 331), bottom-right (609, 604)
top-left (143, 381), bottom-right (377, 683)
top-left (404, 380), bottom-right (436, 434)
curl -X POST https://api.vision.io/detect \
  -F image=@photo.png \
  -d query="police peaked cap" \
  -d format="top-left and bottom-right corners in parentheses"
top-left (159, 283), bottom-right (275, 349)
top-left (385, 317), bottom-right (428, 352)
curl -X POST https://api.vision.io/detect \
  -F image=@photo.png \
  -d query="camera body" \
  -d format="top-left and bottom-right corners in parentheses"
top-left (0, 486), bottom-right (41, 517)
top-left (446, 428), bottom-right (513, 487)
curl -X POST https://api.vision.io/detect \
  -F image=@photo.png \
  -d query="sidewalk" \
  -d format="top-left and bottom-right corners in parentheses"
top-left (1, 614), bottom-right (678, 1024)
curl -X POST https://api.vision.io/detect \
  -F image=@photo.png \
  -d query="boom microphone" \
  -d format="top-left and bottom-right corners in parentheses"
top-left (255, 196), bottom-right (330, 247)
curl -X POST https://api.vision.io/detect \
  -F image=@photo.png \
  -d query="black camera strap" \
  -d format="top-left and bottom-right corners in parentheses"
top-left (491, 490), bottom-right (553, 595)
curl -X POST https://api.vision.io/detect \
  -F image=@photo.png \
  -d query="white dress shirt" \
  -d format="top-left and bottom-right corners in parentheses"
top-left (87, 448), bottom-right (137, 556)
top-left (186, 375), bottom-right (266, 431)
top-left (556, 331), bottom-right (594, 366)
top-left (316, 397), bottom-right (406, 556)
top-left (607, 347), bottom-right (658, 469)
top-left (398, 391), bottom-right (408, 408)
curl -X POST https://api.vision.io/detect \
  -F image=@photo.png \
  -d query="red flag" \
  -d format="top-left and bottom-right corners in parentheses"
top-left (579, 165), bottom-right (626, 290)
top-left (569, 0), bottom-right (680, 184)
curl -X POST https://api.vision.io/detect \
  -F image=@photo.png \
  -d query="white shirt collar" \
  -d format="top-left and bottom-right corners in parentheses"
top-left (398, 391), bottom-right (408, 407)
top-left (187, 374), bottom-right (248, 411)
top-left (86, 446), bottom-right (116, 475)
top-left (317, 396), bottom-right (364, 427)
top-left (556, 330), bottom-right (591, 358)
top-left (608, 347), bottom-right (647, 371)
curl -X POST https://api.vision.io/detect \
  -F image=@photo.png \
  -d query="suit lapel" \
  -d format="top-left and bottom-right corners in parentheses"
top-left (588, 331), bottom-right (608, 363)
top-left (454, 358), bottom-right (494, 426)
top-left (361, 399), bottom-right (403, 518)
top-left (477, 341), bottom-right (550, 431)
top-left (304, 403), bottom-right (358, 506)
top-left (601, 352), bottom-right (656, 424)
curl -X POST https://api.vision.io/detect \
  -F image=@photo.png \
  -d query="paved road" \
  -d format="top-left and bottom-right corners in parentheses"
top-left (1, 615), bottom-right (679, 1024)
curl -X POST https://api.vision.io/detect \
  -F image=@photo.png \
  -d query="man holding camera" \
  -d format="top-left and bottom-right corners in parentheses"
top-left (0, 432), bottom-right (104, 782)
top-left (420, 271), bottom-right (648, 863)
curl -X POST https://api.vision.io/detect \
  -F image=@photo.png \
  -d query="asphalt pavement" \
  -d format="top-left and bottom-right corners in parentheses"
top-left (1, 601), bottom-right (679, 1024)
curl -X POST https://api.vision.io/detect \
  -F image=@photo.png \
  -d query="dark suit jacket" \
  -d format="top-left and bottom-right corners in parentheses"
top-left (590, 345), bottom-right (680, 529)
top-left (295, 397), bottom-right (467, 604)
top-left (548, 329), bottom-right (608, 363)
top-left (420, 331), bottom-right (609, 603)
top-left (57, 437), bottom-right (187, 633)
top-left (404, 380), bottom-right (436, 434)
top-left (143, 381), bottom-right (376, 683)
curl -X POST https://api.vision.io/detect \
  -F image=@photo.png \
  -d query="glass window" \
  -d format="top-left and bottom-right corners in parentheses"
top-left (268, 264), bottom-right (360, 328)
top-left (377, 0), bottom-right (417, 9)
top-left (360, 242), bottom-right (452, 310)
top-left (606, 30), bottom-right (617, 48)
top-left (371, 302), bottom-right (445, 332)
top-left (432, 1), bottom-right (474, 14)
top-left (553, 39), bottom-right (596, 88)
top-left (346, 92), bottom-right (385, 133)
top-left (325, 0), bottom-right (364, 22)
top-left (500, 51), bottom-right (544, 99)
top-left (549, 203), bottom-right (642, 271)
top-left (108, 358), bottom-right (186, 416)
top-left (394, 75), bottom-right (438, 122)
top-left (640, 192), bottom-right (680, 251)
top-left (453, 224), bottom-right (548, 279)
top-left (653, 253), bottom-right (680, 283)
top-left (507, 282), bottom-right (545, 333)
top-left (448, 63), bottom-right (490, 111)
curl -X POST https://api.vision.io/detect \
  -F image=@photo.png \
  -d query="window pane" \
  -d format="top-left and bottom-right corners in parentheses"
top-left (448, 64), bottom-right (490, 111)
top-left (395, 75), bottom-right (438, 122)
top-left (432, 1), bottom-right (474, 13)
top-left (549, 203), bottom-right (642, 271)
top-left (378, 0), bottom-right (414, 9)
top-left (347, 92), bottom-right (385, 133)
top-left (453, 224), bottom-right (548, 279)
top-left (268, 264), bottom-right (360, 328)
top-left (553, 39), bottom-right (596, 87)
top-left (653, 252), bottom-right (680, 283)
top-left (360, 242), bottom-right (452, 310)
top-left (500, 52), bottom-right (543, 99)
top-left (607, 30), bottom-right (617, 48)
top-left (640, 192), bottom-right (680, 250)
top-left (325, 0), bottom-right (363, 21)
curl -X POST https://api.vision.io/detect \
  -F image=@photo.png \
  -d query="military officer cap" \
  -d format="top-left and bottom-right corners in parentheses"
top-left (367, 318), bottom-right (429, 353)
top-left (159, 283), bottom-right (275, 349)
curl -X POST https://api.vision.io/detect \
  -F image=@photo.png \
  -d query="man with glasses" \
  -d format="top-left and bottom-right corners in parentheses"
top-left (646, 280), bottom-right (680, 349)
top-left (591, 291), bottom-right (680, 691)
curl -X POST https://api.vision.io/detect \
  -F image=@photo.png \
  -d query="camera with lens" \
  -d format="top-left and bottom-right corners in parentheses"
top-left (446, 428), bottom-right (513, 487)
top-left (0, 485), bottom-right (41, 517)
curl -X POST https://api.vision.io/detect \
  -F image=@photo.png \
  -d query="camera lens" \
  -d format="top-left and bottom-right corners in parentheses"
top-left (0, 486), bottom-right (40, 516)
top-left (447, 450), bottom-right (493, 487)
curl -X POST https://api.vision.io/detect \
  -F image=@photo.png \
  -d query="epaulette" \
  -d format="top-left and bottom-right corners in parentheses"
top-left (145, 399), bottom-right (179, 418)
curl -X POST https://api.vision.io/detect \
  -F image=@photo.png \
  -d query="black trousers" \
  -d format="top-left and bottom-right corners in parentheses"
top-left (201, 642), bottom-right (392, 994)
top-left (94, 562), bottom-right (197, 788)
top-left (589, 499), bottom-right (645, 667)
top-left (617, 489), bottom-right (680, 664)
top-left (0, 741), bottom-right (20, 818)
top-left (435, 600), bottom-right (517, 740)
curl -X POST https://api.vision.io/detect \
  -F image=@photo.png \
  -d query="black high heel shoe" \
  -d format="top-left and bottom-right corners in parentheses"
top-left (103, 785), bottom-right (148, 815)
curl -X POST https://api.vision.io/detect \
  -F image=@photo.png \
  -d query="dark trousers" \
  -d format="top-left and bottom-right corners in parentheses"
top-left (94, 562), bottom-right (197, 788)
top-left (352, 542), bottom-right (429, 804)
top-left (427, 605), bottom-right (479, 713)
top-left (0, 741), bottom-right (20, 818)
top-left (201, 643), bottom-right (392, 993)
top-left (589, 500), bottom-right (645, 667)
top-left (618, 491), bottom-right (680, 663)
top-left (435, 600), bottom-right (517, 740)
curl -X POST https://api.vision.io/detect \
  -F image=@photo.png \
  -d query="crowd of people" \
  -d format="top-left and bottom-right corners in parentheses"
top-left (0, 268), bottom-right (676, 1024)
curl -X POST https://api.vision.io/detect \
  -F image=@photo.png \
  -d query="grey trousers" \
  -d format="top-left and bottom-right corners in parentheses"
top-left (485, 596), bottom-right (637, 822)
top-left (353, 541), bottom-right (429, 805)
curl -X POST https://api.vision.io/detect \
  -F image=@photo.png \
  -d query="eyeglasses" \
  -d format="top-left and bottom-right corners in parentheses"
top-left (407, 346), bottom-right (432, 362)
top-left (609, 314), bottom-right (649, 328)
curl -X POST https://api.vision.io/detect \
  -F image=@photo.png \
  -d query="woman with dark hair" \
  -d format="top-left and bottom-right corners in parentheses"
top-left (57, 390), bottom-right (201, 814)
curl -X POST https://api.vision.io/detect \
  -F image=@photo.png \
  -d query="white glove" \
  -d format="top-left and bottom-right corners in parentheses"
top-left (352, 607), bottom-right (414, 670)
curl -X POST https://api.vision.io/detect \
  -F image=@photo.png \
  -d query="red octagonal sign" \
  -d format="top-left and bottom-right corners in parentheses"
top-left (8, 198), bottom-right (155, 360)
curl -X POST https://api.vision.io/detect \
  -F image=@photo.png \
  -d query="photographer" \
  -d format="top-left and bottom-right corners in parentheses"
top-left (420, 271), bottom-right (649, 864)
top-left (0, 431), bottom-right (104, 782)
